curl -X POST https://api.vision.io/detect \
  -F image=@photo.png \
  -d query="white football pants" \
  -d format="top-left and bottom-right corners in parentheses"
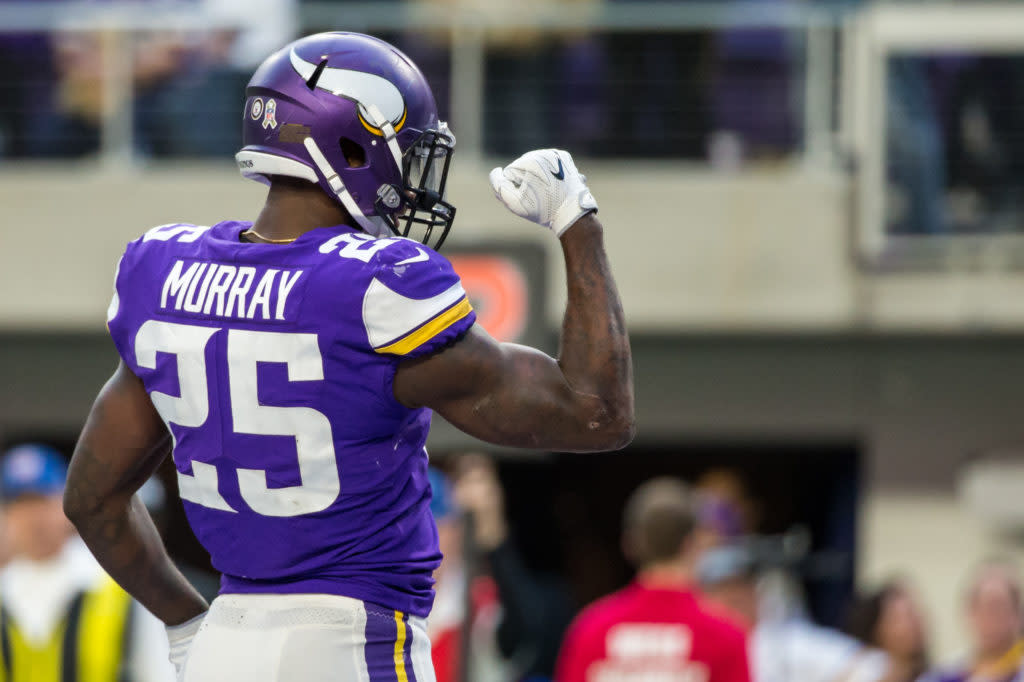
top-left (182, 593), bottom-right (436, 682)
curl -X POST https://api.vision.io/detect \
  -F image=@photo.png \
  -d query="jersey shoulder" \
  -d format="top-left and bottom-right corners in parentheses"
top-left (349, 236), bottom-right (476, 359)
top-left (124, 222), bottom-right (216, 255)
top-left (117, 222), bottom-right (220, 277)
top-left (106, 222), bottom-right (227, 355)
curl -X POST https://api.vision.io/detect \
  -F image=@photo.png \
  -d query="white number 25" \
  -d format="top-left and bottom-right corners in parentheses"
top-left (135, 320), bottom-right (339, 517)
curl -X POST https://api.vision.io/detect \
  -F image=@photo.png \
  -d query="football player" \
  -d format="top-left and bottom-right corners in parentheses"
top-left (64, 32), bottom-right (633, 681)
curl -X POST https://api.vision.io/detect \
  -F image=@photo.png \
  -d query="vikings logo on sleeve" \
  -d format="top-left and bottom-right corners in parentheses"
top-left (359, 242), bottom-right (474, 357)
top-left (363, 278), bottom-right (472, 356)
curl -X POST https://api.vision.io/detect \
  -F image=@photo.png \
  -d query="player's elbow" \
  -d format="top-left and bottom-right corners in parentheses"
top-left (605, 389), bottom-right (637, 449)
top-left (63, 489), bottom-right (86, 528)
top-left (63, 482), bottom-right (110, 529)
top-left (582, 400), bottom-right (636, 451)
top-left (605, 411), bottom-right (637, 450)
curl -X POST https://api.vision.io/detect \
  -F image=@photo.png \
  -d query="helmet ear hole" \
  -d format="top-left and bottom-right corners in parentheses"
top-left (339, 137), bottom-right (367, 168)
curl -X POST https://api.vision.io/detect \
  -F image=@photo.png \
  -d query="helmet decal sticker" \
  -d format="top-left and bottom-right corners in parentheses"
top-left (278, 123), bottom-right (311, 144)
top-left (289, 49), bottom-right (407, 136)
top-left (250, 98), bottom-right (264, 121)
top-left (262, 99), bottom-right (278, 130)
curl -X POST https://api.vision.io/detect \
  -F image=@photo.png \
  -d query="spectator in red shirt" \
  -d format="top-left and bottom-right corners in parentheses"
top-left (555, 477), bottom-right (752, 682)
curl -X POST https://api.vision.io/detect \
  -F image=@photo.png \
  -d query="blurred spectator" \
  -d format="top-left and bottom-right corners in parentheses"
top-left (140, 0), bottom-right (297, 157)
top-left (0, 26), bottom-right (57, 157)
top-left (695, 468), bottom-right (759, 543)
top-left (606, 1), bottom-right (710, 158)
top-left (23, 0), bottom-right (295, 158)
top-left (943, 56), bottom-right (1024, 232)
top-left (887, 57), bottom-right (948, 234)
top-left (0, 443), bottom-right (174, 681)
top-left (555, 477), bottom-right (751, 682)
top-left (454, 454), bottom-right (574, 680)
top-left (845, 580), bottom-right (931, 682)
top-left (30, 28), bottom-right (189, 157)
top-left (709, 0), bottom-right (798, 166)
top-left (427, 465), bottom-right (504, 682)
top-left (813, 0), bottom-right (947, 233)
top-left (429, 457), bottom-right (574, 682)
top-left (921, 561), bottom-right (1024, 682)
top-left (701, 544), bottom-right (888, 682)
top-left (405, 0), bottom-right (601, 156)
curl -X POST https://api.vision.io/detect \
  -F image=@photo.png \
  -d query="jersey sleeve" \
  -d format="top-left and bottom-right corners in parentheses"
top-left (106, 242), bottom-right (137, 366)
top-left (105, 223), bottom-right (211, 368)
top-left (361, 241), bottom-right (476, 359)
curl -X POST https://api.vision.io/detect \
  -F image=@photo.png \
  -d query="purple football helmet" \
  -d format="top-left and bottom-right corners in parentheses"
top-left (237, 32), bottom-right (456, 249)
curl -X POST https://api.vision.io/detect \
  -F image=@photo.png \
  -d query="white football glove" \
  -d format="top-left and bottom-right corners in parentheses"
top-left (166, 612), bottom-right (205, 680)
top-left (489, 149), bottom-right (598, 236)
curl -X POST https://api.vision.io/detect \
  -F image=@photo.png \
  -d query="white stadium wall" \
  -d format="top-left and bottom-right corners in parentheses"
top-left (8, 162), bottom-right (1024, 333)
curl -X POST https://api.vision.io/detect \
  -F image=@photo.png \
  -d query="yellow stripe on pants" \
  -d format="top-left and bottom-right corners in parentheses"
top-left (393, 611), bottom-right (408, 682)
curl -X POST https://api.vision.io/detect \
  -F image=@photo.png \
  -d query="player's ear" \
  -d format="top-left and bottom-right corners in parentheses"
top-left (339, 137), bottom-right (366, 168)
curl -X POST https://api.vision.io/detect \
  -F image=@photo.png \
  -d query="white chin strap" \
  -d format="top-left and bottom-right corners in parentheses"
top-left (363, 103), bottom-right (405, 172)
top-left (303, 137), bottom-right (390, 238)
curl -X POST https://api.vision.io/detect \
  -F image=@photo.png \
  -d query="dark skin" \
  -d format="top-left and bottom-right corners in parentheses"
top-left (64, 368), bottom-right (209, 625)
top-left (65, 175), bottom-right (634, 625)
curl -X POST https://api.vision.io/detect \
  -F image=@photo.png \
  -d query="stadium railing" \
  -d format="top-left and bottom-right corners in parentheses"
top-left (0, 1), bottom-right (848, 167)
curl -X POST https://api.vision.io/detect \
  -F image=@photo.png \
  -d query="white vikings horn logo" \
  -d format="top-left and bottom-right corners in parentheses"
top-left (290, 49), bottom-right (408, 136)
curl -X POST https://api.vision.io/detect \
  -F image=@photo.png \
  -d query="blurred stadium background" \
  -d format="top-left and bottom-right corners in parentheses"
top-left (4, 0), bottom-right (1024, 674)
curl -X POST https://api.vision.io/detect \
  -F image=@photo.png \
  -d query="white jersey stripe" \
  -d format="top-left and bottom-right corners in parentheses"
top-left (362, 278), bottom-right (467, 349)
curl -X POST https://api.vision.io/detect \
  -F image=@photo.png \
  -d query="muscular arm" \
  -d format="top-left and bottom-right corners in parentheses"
top-left (394, 214), bottom-right (635, 452)
top-left (64, 361), bottom-right (208, 625)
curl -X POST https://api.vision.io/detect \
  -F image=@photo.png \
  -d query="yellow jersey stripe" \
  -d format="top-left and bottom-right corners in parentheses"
top-left (375, 297), bottom-right (472, 356)
top-left (393, 611), bottom-right (409, 682)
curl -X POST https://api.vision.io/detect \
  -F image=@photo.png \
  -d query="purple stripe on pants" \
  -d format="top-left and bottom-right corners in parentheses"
top-left (363, 608), bottom-right (399, 682)
top-left (402, 612), bottom-right (418, 682)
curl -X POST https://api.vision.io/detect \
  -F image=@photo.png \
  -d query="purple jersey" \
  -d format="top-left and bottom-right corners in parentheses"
top-left (106, 220), bottom-right (476, 617)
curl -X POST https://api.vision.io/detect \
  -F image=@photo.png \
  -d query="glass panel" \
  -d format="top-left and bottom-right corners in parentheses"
top-left (886, 54), bottom-right (1024, 235)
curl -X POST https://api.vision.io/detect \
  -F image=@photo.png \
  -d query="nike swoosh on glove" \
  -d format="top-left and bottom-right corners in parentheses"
top-left (488, 149), bottom-right (598, 236)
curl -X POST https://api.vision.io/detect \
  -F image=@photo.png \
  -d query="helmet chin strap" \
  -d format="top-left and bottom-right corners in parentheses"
top-left (303, 137), bottom-right (390, 238)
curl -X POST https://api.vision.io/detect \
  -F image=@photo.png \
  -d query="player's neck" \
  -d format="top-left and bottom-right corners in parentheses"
top-left (250, 179), bottom-right (352, 242)
top-left (637, 560), bottom-right (695, 590)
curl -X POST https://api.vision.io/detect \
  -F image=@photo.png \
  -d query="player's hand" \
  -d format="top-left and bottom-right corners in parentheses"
top-left (166, 611), bottom-right (206, 680)
top-left (488, 149), bottom-right (598, 236)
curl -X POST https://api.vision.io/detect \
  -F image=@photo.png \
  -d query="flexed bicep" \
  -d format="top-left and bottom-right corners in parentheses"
top-left (393, 325), bottom-right (630, 452)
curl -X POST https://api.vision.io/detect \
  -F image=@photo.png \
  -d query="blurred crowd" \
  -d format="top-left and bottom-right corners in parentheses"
top-left (0, 0), bottom-right (801, 162)
top-left (429, 456), bottom-right (1024, 682)
top-left (0, 0), bottom-right (297, 158)
top-left (3, 440), bottom-right (1024, 681)
top-left (3, 0), bottom-right (1024, 232)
